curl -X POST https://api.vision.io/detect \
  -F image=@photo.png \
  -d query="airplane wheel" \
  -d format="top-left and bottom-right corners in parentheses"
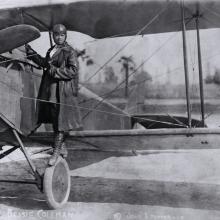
top-left (43, 156), bottom-right (70, 209)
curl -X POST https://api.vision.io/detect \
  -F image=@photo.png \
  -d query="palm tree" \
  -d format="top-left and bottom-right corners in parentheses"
top-left (118, 55), bottom-right (136, 98)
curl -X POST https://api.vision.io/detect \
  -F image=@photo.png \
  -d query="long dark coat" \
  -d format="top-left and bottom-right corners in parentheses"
top-left (29, 42), bottom-right (82, 132)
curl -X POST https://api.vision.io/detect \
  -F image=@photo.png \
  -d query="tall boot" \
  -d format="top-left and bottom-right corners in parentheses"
top-left (48, 132), bottom-right (64, 166)
top-left (60, 142), bottom-right (68, 158)
top-left (47, 142), bottom-right (68, 158)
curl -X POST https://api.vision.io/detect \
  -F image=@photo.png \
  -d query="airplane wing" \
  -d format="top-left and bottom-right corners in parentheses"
top-left (0, 0), bottom-right (219, 38)
top-left (0, 25), bottom-right (40, 54)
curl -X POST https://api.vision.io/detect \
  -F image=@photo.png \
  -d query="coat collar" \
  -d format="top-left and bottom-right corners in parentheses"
top-left (50, 42), bottom-right (70, 59)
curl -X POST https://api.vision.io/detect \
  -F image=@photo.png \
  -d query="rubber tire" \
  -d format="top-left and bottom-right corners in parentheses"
top-left (43, 156), bottom-right (71, 209)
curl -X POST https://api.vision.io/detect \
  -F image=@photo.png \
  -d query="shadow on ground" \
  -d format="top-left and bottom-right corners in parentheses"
top-left (70, 176), bottom-right (220, 211)
top-left (0, 150), bottom-right (220, 211)
top-left (0, 176), bottom-right (220, 211)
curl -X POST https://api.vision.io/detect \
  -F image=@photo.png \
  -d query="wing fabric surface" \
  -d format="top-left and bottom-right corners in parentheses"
top-left (0, 1), bottom-right (220, 38)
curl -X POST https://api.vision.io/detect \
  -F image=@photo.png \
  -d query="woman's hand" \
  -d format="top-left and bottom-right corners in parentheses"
top-left (25, 44), bottom-right (36, 57)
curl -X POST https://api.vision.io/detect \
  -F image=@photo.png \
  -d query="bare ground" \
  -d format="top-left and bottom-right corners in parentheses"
top-left (0, 149), bottom-right (220, 220)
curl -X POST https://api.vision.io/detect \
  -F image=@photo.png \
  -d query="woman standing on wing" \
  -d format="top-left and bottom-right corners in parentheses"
top-left (26, 24), bottom-right (82, 166)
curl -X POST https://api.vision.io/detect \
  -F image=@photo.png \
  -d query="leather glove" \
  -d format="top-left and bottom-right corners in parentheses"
top-left (47, 63), bottom-right (56, 77)
top-left (25, 44), bottom-right (36, 57)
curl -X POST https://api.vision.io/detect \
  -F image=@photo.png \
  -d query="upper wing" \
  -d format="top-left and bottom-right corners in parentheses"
top-left (0, 25), bottom-right (40, 54)
top-left (0, 0), bottom-right (219, 38)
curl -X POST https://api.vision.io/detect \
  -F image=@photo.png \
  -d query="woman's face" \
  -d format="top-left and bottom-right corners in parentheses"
top-left (53, 32), bottom-right (66, 45)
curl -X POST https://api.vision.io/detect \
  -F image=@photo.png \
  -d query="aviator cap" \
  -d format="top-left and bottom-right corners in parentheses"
top-left (52, 24), bottom-right (67, 34)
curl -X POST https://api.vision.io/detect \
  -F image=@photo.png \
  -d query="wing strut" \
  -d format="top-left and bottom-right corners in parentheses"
top-left (49, 31), bottom-right (53, 47)
top-left (181, 0), bottom-right (191, 128)
top-left (195, 5), bottom-right (205, 127)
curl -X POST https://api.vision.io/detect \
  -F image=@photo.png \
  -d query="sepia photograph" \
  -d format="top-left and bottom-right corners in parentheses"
top-left (0, 0), bottom-right (220, 219)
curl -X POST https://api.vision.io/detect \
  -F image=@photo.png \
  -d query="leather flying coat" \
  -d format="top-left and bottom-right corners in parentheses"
top-left (29, 42), bottom-right (82, 132)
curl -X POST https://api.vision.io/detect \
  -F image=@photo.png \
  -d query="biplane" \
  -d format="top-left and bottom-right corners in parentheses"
top-left (0, 0), bottom-right (220, 209)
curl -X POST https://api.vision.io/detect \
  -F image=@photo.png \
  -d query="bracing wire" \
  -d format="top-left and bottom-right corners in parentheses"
top-left (124, 17), bottom-right (210, 117)
top-left (0, 32), bottom-right (189, 123)
top-left (79, 16), bottom-right (196, 105)
top-left (201, 4), bottom-right (220, 20)
top-left (21, 96), bottom-right (185, 129)
top-left (83, 2), bottom-right (171, 84)
top-left (1, 30), bottom-right (220, 122)
top-left (1, 4), bottom-right (220, 124)
top-left (0, 82), bottom-right (187, 128)
top-left (80, 16), bottom-right (199, 117)
top-left (81, 32), bottom-right (179, 119)
top-left (0, 44), bottom-right (216, 122)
